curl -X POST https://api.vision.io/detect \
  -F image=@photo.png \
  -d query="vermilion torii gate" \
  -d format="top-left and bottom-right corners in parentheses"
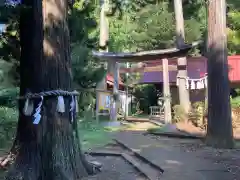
top-left (93, 41), bottom-right (200, 123)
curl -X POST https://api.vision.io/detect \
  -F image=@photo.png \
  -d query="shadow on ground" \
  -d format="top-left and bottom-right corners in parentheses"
top-left (113, 130), bottom-right (240, 180)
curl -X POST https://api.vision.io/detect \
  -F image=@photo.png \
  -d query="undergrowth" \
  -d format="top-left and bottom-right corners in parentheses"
top-left (0, 107), bottom-right (18, 151)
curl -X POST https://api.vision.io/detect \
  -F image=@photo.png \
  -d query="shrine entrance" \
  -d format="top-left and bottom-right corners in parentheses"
top-left (93, 42), bottom-right (200, 123)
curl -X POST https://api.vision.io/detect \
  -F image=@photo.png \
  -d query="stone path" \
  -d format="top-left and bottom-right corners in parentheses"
top-left (114, 131), bottom-right (235, 180)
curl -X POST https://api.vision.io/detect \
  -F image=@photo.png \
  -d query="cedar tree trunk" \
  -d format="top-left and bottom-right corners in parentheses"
top-left (174, 0), bottom-right (190, 118)
top-left (6, 0), bottom-right (97, 179)
top-left (205, 0), bottom-right (234, 148)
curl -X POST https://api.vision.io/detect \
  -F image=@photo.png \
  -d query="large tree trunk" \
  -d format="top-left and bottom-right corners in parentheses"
top-left (205, 0), bottom-right (234, 148)
top-left (5, 0), bottom-right (98, 179)
top-left (174, 0), bottom-right (190, 118)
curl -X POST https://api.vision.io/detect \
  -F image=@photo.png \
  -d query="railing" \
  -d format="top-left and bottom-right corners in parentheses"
top-left (149, 106), bottom-right (164, 119)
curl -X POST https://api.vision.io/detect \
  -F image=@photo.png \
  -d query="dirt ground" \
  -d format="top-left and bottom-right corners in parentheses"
top-left (177, 139), bottom-right (240, 178)
top-left (148, 134), bottom-right (240, 179)
top-left (124, 122), bottom-right (158, 131)
top-left (0, 155), bottom-right (147, 180)
top-left (176, 122), bottom-right (206, 135)
top-left (85, 155), bottom-right (147, 180)
top-left (176, 122), bottom-right (240, 139)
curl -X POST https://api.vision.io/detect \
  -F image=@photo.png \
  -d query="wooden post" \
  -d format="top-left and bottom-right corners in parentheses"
top-left (204, 84), bottom-right (208, 128)
top-left (125, 86), bottom-right (129, 119)
top-left (206, 0), bottom-right (234, 148)
top-left (96, 0), bottom-right (109, 122)
top-left (99, 0), bottom-right (109, 49)
top-left (125, 62), bottom-right (130, 119)
top-left (130, 93), bottom-right (133, 116)
top-left (162, 58), bottom-right (172, 124)
top-left (174, 0), bottom-right (190, 116)
top-left (112, 61), bottom-right (119, 121)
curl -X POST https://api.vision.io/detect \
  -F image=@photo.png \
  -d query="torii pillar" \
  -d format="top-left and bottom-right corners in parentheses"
top-left (111, 61), bottom-right (119, 121)
top-left (162, 58), bottom-right (172, 123)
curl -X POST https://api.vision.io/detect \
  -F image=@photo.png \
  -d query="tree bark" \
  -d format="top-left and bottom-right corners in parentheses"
top-left (205, 0), bottom-right (234, 148)
top-left (96, 0), bottom-right (109, 122)
top-left (174, 0), bottom-right (190, 117)
top-left (5, 0), bottom-right (98, 179)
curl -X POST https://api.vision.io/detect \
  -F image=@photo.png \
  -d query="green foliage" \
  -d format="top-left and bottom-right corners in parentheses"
top-left (69, 1), bottom-right (98, 47)
top-left (70, 1), bottom-right (105, 112)
top-left (0, 87), bottom-right (19, 108)
top-left (120, 0), bottom-right (160, 13)
top-left (227, 10), bottom-right (240, 55)
top-left (71, 45), bottom-right (106, 89)
top-left (75, 91), bottom-right (96, 118)
top-left (0, 1), bottom-right (107, 152)
top-left (0, 1), bottom-right (105, 90)
top-left (108, 15), bottom-right (135, 52)
top-left (231, 96), bottom-right (240, 108)
top-left (109, 0), bottom-right (207, 53)
top-left (0, 107), bottom-right (18, 148)
top-left (0, 4), bottom-right (20, 85)
top-left (70, 1), bottom-right (106, 94)
top-left (227, 0), bottom-right (240, 11)
top-left (109, 2), bottom-right (176, 52)
top-left (0, 0), bottom-right (240, 123)
top-left (110, 0), bottom-right (240, 56)
top-left (146, 127), bottom-right (162, 134)
top-left (173, 102), bottom-right (206, 126)
top-left (173, 104), bottom-right (187, 123)
top-left (78, 119), bottom-right (112, 150)
top-left (188, 101), bottom-right (205, 127)
top-left (0, 60), bottom-right (16, 87)
top-left (230, 89), bottom-right (240, 108)
top-left (129, 2), bottom-right (175, 51)
top-left (132, 84), bottom-right (158, 114)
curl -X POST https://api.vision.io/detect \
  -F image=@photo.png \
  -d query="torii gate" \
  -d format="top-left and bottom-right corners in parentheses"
top-left (93, 41), bottom-right (200, 123)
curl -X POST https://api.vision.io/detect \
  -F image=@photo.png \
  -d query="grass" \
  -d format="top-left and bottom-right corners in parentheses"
top-left (147, 127), bottom-right (163, 133)
top-left (0, 117), bottom-right (123, 178)
top-left (78, 119), bottom-right (116, 150)
top-left (0, 107), bottom-right (18, 152)
top-left (147, 125), bottom-right (171, 134)
top-left (132, 113), bottom-right (149, 119)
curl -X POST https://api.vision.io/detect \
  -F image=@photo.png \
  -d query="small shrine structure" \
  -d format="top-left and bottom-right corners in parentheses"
top-left (138, 55), bottom-right (240, 105)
